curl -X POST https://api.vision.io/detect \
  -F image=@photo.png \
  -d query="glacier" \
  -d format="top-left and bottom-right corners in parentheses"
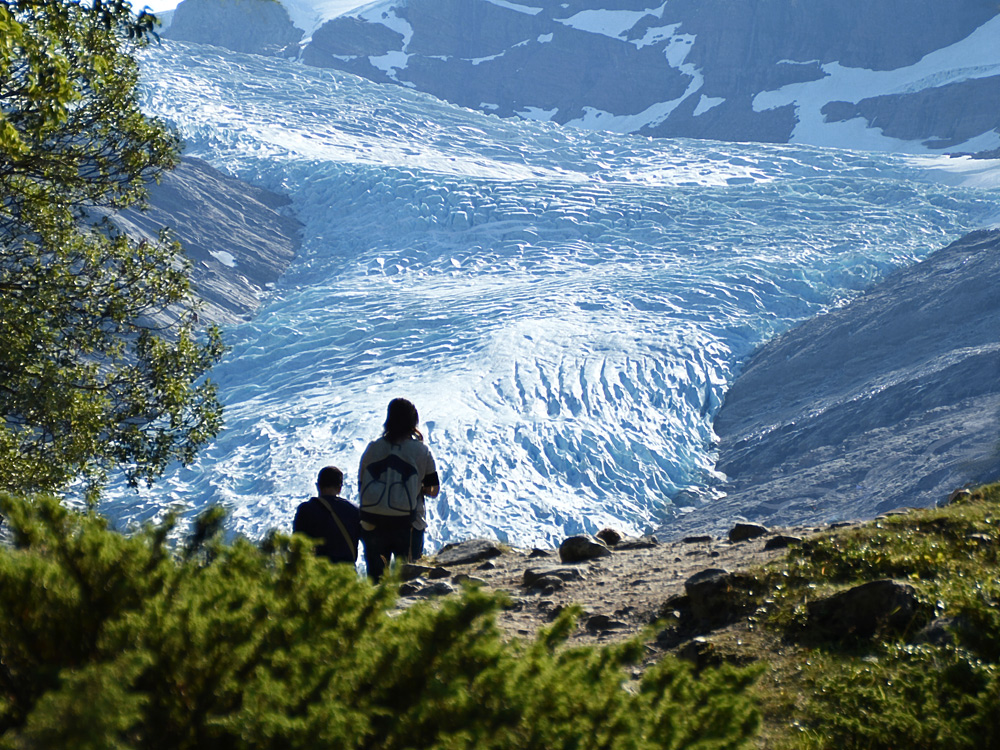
top-left (99, 41), bottom-right (1000, 552)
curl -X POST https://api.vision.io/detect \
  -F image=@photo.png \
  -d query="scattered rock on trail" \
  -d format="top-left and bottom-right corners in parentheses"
top-left (596, 528), bottom-right (623, 546)
top-left (585, 614), bottom-right (627, 632)
top-left (407, 518), bottom-right (820, 649)
top-left (615, 535), bottom-right (659, 550)
top-left (400, 580), bottom-right (456, 598)
top-left (523, 566), bottom-right (587, 588)
top-left (559, 535), bottom-right (612, 563)
top-left (728, 523), bottom-right (769, 543)
top-left (434, 538), bottom-right (504, 566)
top-left (682, 535), bottom-right (714, 544)
top-left (764, 534), bottom-right (802, 550)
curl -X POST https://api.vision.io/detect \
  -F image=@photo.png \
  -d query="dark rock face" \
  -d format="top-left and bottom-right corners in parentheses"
top-left (166, 0), bottom-right (302, 56)
top-left (822, 76), bottom-right (1000, 150)
top-left (112, 157), bottom-right (301, 327)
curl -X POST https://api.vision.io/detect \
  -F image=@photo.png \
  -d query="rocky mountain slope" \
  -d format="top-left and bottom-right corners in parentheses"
top-left (164, 0), bottom-right (302, 56)
top-left (112, 157), bottom-right (301, 326)
top-left (665, 228), bottom-right (1000, 539)
top-left (163, 0), bottom-right (1000, 153)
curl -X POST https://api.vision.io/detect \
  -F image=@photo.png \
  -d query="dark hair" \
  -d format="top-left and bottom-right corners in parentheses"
top-left (317, 466), bottom-right (343, 490)
top-left (382, 398), bottom-right (422, 443)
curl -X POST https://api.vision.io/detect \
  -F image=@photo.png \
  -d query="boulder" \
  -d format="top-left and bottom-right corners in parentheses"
top-left (675, 636), bottom-right (722, 671)
top-left (434, 538), bottom-right (504, 566)
top-left (529, 576), bottom-right (565, 593)
top-left (804, 579), bottom-right (921, 641)
top-left (728, 523), bottom-right (769, 543)
top-left (401, 563), bottom-right (451, 580)
top-left (658, 593), bottom-right (691, 622)
top-left (586, 614), bottom-right (627, 632)
top-left (764, 534), bottom-right (803, 550)
top-left (912, 616), bottom-right (960, 647)
top-left (943, 488), bottom-right (974, 506)
top-left (616, 535), bottom-right (660, 551)
top-left (596, 528), bottom-right (623, 546)
top-left (400, 580), bottom-right (456, 598)
top-left (452, 573), bottom-right (486, 586)
top-left (523, 566), bottom-right (586, 588)
top-left (682, 535), bottom-right (714, 544)
top-left (559, 535), bottom-right (611, 563)
top-left (400, 563), bottom-right (432, 581)
top-left (683, 568), bottom-right (758, 629)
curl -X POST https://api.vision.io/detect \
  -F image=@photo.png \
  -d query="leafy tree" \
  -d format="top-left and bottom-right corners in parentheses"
top-left (0, 0), bottom-right (224, 497)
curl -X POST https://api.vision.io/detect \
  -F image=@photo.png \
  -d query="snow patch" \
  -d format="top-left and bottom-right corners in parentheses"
top-left (517, 106), bottom-right (558, 121)
top-left (369, 51), bottom-right (411, 79)
top-left (281, 0), bottom-right (374, 34)
top-left (630, 23), bottom-right (680, 49)
top-left (903, 154), bottom-right (1000, 190)
top-left (210, 250), bottom-right (238, 267)
top-left (558, 5), bottom-right (665, 40)
top-left (753, 15), bottom-right (1000, 152)
top-left (693, 95), bottom-right (724, 116)
top-left (482, 0), bottom-right (543, 15)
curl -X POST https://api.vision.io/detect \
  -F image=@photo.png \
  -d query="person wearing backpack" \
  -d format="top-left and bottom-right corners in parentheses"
top-left (293, 466), bottom-right (361, 565)
top-left (358, 398), bottom-right (440, 581)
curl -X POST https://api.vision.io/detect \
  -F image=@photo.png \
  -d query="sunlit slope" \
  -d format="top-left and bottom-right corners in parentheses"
top-left (112, 42), bottom-right (1000, 549)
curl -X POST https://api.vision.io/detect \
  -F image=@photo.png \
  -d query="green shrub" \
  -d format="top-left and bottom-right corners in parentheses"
top-left (0, 493), bottom-right (760, 749)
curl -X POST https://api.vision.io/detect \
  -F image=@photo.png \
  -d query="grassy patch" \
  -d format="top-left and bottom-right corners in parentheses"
top-left (744, 484), bottom-right (1000, 749)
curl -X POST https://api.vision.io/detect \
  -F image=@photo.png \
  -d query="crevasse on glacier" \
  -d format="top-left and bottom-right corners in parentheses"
top-left (101, 42), bottom-right (1000, 551)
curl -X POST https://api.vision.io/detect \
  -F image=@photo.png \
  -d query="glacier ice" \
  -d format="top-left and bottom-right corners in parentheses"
top-left (98, 42), bottom-right (1000, 552)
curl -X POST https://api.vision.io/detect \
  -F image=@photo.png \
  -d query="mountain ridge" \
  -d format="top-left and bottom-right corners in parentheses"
top-left (163, 0), bottom-right (1000, 154)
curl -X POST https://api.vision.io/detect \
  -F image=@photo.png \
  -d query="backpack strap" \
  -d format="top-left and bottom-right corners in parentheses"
top-left (315, 496), bottom-right (357, 561)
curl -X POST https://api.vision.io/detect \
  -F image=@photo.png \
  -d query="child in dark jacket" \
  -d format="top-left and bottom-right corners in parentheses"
top-left (293, 466), bottom-right (361, 564)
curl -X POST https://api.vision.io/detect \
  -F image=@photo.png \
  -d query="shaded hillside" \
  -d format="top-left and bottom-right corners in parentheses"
top-left (112, 157), bottom-right (301, 326)
top-left (666, 229), bottom-right (1000, 539)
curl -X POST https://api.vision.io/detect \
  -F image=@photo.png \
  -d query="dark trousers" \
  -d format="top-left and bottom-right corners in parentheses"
top-left (362, 520), bottom-right (424, 582)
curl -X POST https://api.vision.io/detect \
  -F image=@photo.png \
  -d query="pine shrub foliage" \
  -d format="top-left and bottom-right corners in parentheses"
top-left (0, 493), bottom-right (760, 749)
